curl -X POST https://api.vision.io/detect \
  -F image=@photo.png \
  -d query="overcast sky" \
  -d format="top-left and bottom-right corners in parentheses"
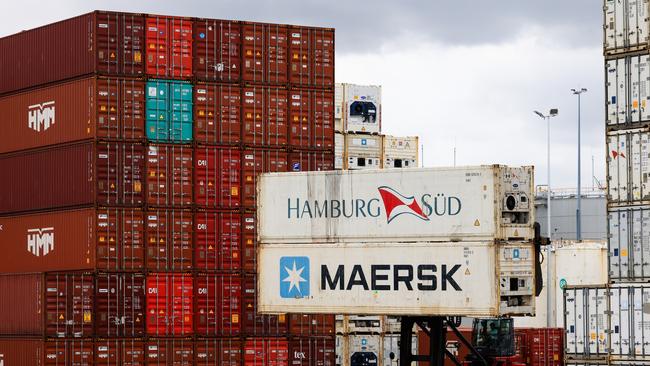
top-left (1, 0), bottom-right (604, 190)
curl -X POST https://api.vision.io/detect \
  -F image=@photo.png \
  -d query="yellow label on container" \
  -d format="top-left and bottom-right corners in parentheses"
top-left (84, 312), bottom-right (92, 323)
top-left (232, 187), bottom-right (239, 196)
top-left (232, 314), bottom-right (239, 323)
top-left (621, 249), bottom-right (628, 257)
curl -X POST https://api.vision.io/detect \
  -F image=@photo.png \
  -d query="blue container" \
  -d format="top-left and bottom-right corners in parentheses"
top-left (146, 80), bottom-right (193, 142)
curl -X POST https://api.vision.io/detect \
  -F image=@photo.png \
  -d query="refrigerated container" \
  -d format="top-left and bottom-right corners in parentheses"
top-left (344, 134), bottom-right (382, 170)
top-left (145, 15), bottom-right (193, 78)
top-left (195, 273), bottom-right (242, 336)
top-left (0, 141), bottom-right (145, 214)
top-left (335, 133), bottom-right (345, 169)
top-left (145, 79), bottom-right (193, 142)
top-left (609, 284), bottom-right (650, 361)
top-left (146, 273), bottom-right (193, 336)
top-left (604, 0), bottom-right (650, 55)
top-left (0, 76), bottom-right (145, 154)
top-left (193, 19), bottom-right (241, 82)
top-left (334, 84), bottom-right (344, 131)
top-left (194, 83), bottom-right (241, 145)
top-left (608, 206), bottom-right (650, 282)
top-left (337, 334), bottom-right (381, 366)
top-left (345, 316), bottom-right (383, 334)
top-left (607, 128), bottom-right (650, 205)
top-left (242, 86), bottom-right (289, 147)
top-left (195, 338), bottom-right (242, 366)
top-left (145, 209), bottom-right (193, 271)
top-left (0, 11), bottom-right (145, 95)
top-left (563, 286), bottom-right (609, 359)
top-left (242, 149), bottom-right (289, 208)
top-left (244, 338), bottom-right (289, 366)
top-left (195, 146), bottom-right (241, 208)
top-left (606, 55), bottom-right (650, 127)
top-left (258, 166), bottom-right (535, 243)
top-left (194, 211), bottom-right (242, 271)
top-left (339, 84), bottom-right (381, 134)
top-left (146, 144), bottom-right (193, 207)
top-left (382, 135), bottom-right (419, 169)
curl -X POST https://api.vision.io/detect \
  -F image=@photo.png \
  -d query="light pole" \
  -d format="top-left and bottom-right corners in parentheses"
top-left (534, 108), bottom-right (558, 327)
top-left (572, 88), bottom-right (587, 242)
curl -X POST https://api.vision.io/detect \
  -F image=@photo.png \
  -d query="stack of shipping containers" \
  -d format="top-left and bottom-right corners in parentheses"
top-left (0, 11), bottom-right (335, 365)
top-left (564, 1), bottom-right (650, 365)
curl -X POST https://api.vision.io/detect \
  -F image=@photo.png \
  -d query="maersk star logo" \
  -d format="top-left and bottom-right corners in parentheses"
top-left (280, 256), bottom-right (310, 298)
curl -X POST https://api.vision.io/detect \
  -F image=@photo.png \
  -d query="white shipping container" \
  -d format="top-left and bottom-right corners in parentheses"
top-left (604, 0), bottom-right (650, 54)
top-left (258, 242), bottom-right (535, 316)
top-left (564, 286), bottom-right (609, 359)
top-left (335, 133), bottom-right (345, 170)
top-left (342, 83), bottom-right (381, 134)
top-left (345, 134), bottom-right (382, 170)
top-left (335, 83), bottom-right (344, 121)
top-left (606, 55), bottom-right (650, 126)
top-left (609, 284), bottom-right (650, 361)
top-left (382, 135), bottom-right (419, 169)
top-left (609, 206), bottom-right (650, 282)
top-left (607, 128), bottom-right (650, 205)
top-left (382, 334), bottom-right (417, 366)
top-left (258, 166), bottom-right (534, 244)
top-left (336, 334), bottom-right (417, 366)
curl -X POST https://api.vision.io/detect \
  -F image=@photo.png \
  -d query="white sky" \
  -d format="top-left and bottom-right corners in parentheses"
top-left (0, 0), bottom-right (605, 189)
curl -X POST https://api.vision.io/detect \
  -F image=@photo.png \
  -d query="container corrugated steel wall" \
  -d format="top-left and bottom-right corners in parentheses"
top-left (193, 19), bottom-right (241, 82)
top-left (145, 16), bottom-right (193, 78)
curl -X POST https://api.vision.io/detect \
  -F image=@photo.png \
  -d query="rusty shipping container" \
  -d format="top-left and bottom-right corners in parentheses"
top-left (0, 76), bottom-right (146, 154)
top-left (195, 211), bottom-right (242, 271)
top-left (145, 15), bottom-right (193, 78)
top-left (0, 141), bottom-right (145, 214)
top-left (194, 83), bottom-right (242, 145)
top-left (146, 273), bottom-right (193, 336)
top-left (195, 273), bottom-right (242, 336)
top-left (195, 338), bottom-right (242, 366)
top-left (244, 338), bottom-right (290, 366)
top-left (0, 338), bottom-right (94, 365)
top-left (195, 147), bottom-right (241, 208)
top-left (145, 209), bottom-right (193, 271)
top-left (242, 149), bottom-right (289, 208)
top-left (146, 144), bottom-right (193, 207)
top-left (194, 19), bottom-right (241, 82)
top-left (0, 11), bottom-right (145, 95)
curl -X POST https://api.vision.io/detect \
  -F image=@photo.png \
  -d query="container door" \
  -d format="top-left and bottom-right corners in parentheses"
top-left (146, 16), bottom-right (192, 78)
top-left (632, 208), bottom-right (650, 279)
top-left (608, 131), bottom-right (630, 204)
top-left (313, 28), bottom-right (335, 88)
top-left (194, 19), bottom-right (241, 82)
top-left (267, 24), bottom-right (289, 84)
top-left (243, 86), bottom-right (265, 145)
top-left (609, 208), bottom-right (630, 281)
top-left (629, 0), bottom-right (650, 50)
top-left (610, 286), bottom-right (629, 358)
top-left (243, 214), bottom-right (257, 272)
top-left (45, 273), bottom-right (94, 338)
top-left (195, 147), bottom-right (241, 208)
top-left (266, 87), bottom-right (289, 146)
top-left (195, 339), bottom-right (241, 366)
top-left (242, 23), bottom-right (265, 83)
top-left (146, 339), bottom-right (194, 365)
top-left (195, 212), bottom-right (242, 270)
top-left (146, 210), bottom-right (193, 271)
top-left (194, 83), bottom-right (241, 144)
top-left (94, 339), bottom-right (146, 365)
top-left (604, 0), bottom-right (626, 51)
top-left (313, 89), bottom-right (334, 149)
top-left (630, 55), bottom-right (650, 124)
top-left (146, 274), bottom-right (193, 336)
top-left (95, 273), bottom-right (146, 337)
top-left (564, 287), bottom-right (585, 356)
top-left (195, 274), bottom-right (242, 336)
top-left (289, 27), bottom-right (311, 86)
top-left (289, 90), bottom-right (312, 148)
top-left (606, 58), bottom-right (624, 126)
top-left (589, 288), bottom-right (609, 356)
top-left (146, 144), bottom-right (193, 207)
top-left (95, 12), bottom-right (145, 76)
top-left (96, 208), bottom-right (145, 271)
top-left (630, 130), bottom-right (650, 202)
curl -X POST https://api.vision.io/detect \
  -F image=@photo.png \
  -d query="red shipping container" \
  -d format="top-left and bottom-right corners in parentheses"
top-left (146, 209), bottom-right (193, 271)
top-left (242, 149), bottom-right (289, 208)
top-left (94, 339), bottom-right (146, 365)
top-left (289, 314), bottom-right (336, 336)
top-left (242, 213), bottom-right (257, 273)
top-left (146, 338), bottom-right (194, 365)
top-left (242, 23), bottom-right (289, 84)
top-left (146, 273), bottom-right (193, 336)
top-left (0, 338), bottom-right (95, 365)
top-left (195, 273), bottom-right (242, 336)
top-left (312, 29), bottom-right (335, 89)
top-left (95, 273), bottom-right (146, 337)
top-left (288, 27), bottom-right (335, 88)
top-left (194, 19), bottom-right (241, 82)
top-left (0, 11), bottom-right (145, 95)
top-left (146, 144), bottom-right (193, 207)
top-left (195, 338), bottom-right (242, 366)
top-left (517, 328), bottom-right (564, 366)
top-left (0, 76), bottom-right (145, 154)
top-left (289, 89), bottom-right (312, 148)
top-left (289, 338), bottom-right (335, 366)
top-left (242, 86), bottom-right (289, 147)
top-left (195, 211), bottom-right (242, 270)
top-left (146, 15), bottom-right (193, 78)
top-left (194, 83), bottom-right (242, 145)
top-left (312, 89), bottom-right (334, 149)
top-left (195, 147), bottom-right (241, 208)
top-left (243, 275), bottom-right (288, 336)
top-left (245, 338), bottom-right (289, 366)
top-left (0, 141), bottom-right (145, 214)
top-left (288, 151), bottom-right (334, 173)
top-left (0, 208), bottom-right (148, 273)
top-left (418, 328), bottom-right (472, 366)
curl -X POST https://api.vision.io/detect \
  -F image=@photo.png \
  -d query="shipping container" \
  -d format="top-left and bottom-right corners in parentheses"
top-left (1, 338), bottom-right (95, 365)
top-left (288, 150), bottom-right (334, 172)
top-left (517, 328), bottom-right (563, 366)
top-left (94, 338), bottom-right (146, 365)
top-left (334, 133), bottom-right (345, 170)
top-left (289, 89), bottom-right (313, 148)
top-left (339, 84), bottom-right (381, 134)
top-left (0, 208), bottom-right (147, 272)
top-left (146, 209), bottom-right (193, 271)
top-left (334, 84), bottom-right (343, 131)
top-left (146, 80), bottom-right (193, 143)
top-left (608, 206), bottom-right (650, 282)
top-left (607, 128), bottom-right (650, 205)
top-left (0, 272), bottom-right (93, 337)
top-left (195, 211), bottom-right (242, 270)
top-left (258, 242), bottom-right (536, 316)
top-left (313, 89), bottom-right (335, 149)
top-left (242, 149), bottom-right (289, 207)
top-left (289, 314), bottom-right (335, 336)
top-left (194, 19), bottom-right (241, 82)
top-left (146, 338), bottom-right (194, 365)
top-left (146, 144), bottom-right (193, 206)
top-left (242, 86), bottom-right (289, 147)
top-left (195, 338), bottom-right (242, 366)
top-left (244, 338), bottom-right (289, 366)
top-left (258, 166), bottom-right (535, 243)
top-left (0, 11), bottom-right (145, 95)
top-left (146, 273), bottom-right (193, 336)
top-left (0, 76), bottom-right (145, 154)
top-left (604, 0), bottom-right (650, 55)
top-left (609, 284), bottom-right (650, 361)
top-left (382, 334), bottom-right (417, 366)
top-left (243, 275), bottom-right (288, 335)
top-left (195, 147), bottom-right (241, 208)
top-left (336, 334), bottom-right (381, 366)
top-left (287, 27), bottom-right (334, 88)
top-left (195, 273), bottom-right (242, 336)
top-left (194, 83), bottom-right (241, 145)
top-left (382, 135), bottom-right (419, 169)
top-left (145, 15), bottom-right (192, 78)
top-left (0, 141), bottom-right (145, 214)
top-left (95, 273), bottom-right (146, 337)
top-left (344, 134), bottom-right (382, 170)
top-left (605, 55), bottom-right (650, 127)
top-left (242, 213), bottom-right (258, 272)
top-left (242, 23), bottom-right (289, 85)
top-left (563, 286), bottom-right (609, 359)
top-left (289, 337), bottom-right (336, 366)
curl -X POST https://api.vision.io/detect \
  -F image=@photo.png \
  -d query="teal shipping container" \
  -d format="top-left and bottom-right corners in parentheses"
top-left (146, 79), bottom-right (193, 142)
